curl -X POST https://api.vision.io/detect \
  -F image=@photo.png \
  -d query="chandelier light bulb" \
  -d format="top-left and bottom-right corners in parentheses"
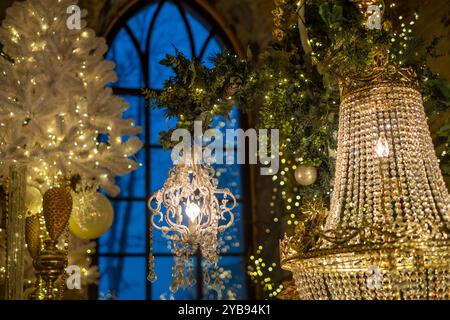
top-left (375, 136), bottom-right (389, 158)
top-left (186, 201), bottom-right (201, 222)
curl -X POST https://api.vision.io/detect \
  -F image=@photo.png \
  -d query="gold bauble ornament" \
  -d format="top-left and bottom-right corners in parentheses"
top-left (25, 214), bottom-right (41, 259)
top-left (69, 192), bottom-right (114, 240)
top-left (42, 187), bottom-right (73, 241)
top-left (25, 186), bottom-right (42, 215)
top-left (294, 165), bottom-right (318, 186)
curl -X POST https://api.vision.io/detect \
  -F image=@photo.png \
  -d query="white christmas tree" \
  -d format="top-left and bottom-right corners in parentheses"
top-left (0, 0), bottom-right (142, 196)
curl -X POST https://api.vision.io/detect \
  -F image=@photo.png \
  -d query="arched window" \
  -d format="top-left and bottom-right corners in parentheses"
top-left (97, 0), bottom-right (251, 300)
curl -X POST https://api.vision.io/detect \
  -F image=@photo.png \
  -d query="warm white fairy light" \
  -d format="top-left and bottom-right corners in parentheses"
top-left (185, 201), bottom-right (201, 222)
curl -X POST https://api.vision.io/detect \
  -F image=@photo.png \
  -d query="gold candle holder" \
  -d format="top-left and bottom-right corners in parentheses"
top-left (25, 214), bottom-right (45, 300)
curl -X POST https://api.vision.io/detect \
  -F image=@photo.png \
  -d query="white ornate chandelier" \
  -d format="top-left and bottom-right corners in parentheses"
top-left (148, 163), bottom-right (237, 292)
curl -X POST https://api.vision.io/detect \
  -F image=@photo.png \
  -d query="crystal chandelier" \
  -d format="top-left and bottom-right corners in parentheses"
top-left (281, 63), bottom-right (450, 299)
top-left (148, 163), bottom-right (237, 292)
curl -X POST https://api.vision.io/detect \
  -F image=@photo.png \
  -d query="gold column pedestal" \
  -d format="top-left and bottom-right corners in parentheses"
top-left (29, 240), bottom-right (67, 300)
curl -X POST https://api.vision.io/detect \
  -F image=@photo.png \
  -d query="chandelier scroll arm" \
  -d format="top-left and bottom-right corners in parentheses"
top-left (216, 188), bottom-right (237, 232)
top-left (218, 209), bottom-right (235, 233)
top-left (148, 192), bottom-right (165, 231)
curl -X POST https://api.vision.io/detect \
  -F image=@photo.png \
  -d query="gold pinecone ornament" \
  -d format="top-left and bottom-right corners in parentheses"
top-left (29, 186), bottom-right (73, 300)
top-left (42, 187), bottom-right (73, 241)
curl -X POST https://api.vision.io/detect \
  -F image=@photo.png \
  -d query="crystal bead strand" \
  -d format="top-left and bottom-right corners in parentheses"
top-left (342, 99), bottom-right (355, 230)
top-left (370, 98), bottom-right (381, 230)
top-left (339, 102), bottom-right (352, 228)
top-left (356, 108), bottom-right (368, 228)
top-left (390, 104), bottom-right (406, 229)
top-left (381, 102), bottom-right (394, 229)
top-left (147, 222), bottom-right (157, 283)
top-left (396, 89), bottom-right (417, 229)
top-left (350, 97), bottom-right (360, 231)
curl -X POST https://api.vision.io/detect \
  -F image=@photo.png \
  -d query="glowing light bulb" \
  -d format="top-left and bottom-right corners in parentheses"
top-left (375, 136), bottom-right (389, 158)
top-left (186, 202), bottom-right (200, 222)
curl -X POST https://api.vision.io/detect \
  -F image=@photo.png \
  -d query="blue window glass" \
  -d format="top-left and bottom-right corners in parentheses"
top-left (99, 201), bottom-right (146, 254)
top-left (106, 29), bottom-right (144, 89)
top-left (98, 0), bottom-right (248, 300)
top-left (99, 257), bottom-right (146, 300)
